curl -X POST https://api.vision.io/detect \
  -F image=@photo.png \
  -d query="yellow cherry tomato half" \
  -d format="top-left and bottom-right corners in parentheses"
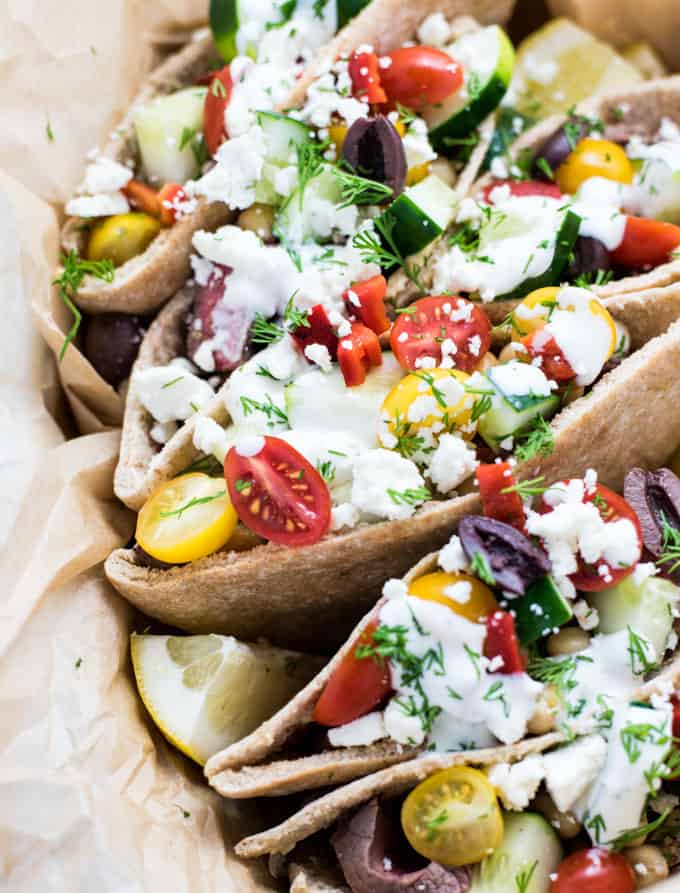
top-left (555, 138), bottom-right (634, 195)
top-left (381, 368), bottom-right (475, 450)
top-left (513, 286), bottom-right (561, 337)
top-left (87, 212), bottom-right (161, 267)
top-left (406, 162), bottom-right (431, 186)
top-left (409, 571), bottom-right (498, 623)
top-left (587, 298), bottom-right (618, 358)
top-left (328, 123), bottom-right (348, 156)
top-left (401, 766), bottom-right (504, 866)
top-left (136, 473), bottom-right (238, 564)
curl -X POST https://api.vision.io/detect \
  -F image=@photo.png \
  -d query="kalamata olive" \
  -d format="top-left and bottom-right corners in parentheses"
top-left (624, 468), bottom-right (680, 581)
top-left (532, 120), bottom-right (588, 182)
top-left (566, 236), bottom-right (611, 281)
top-left (341, 116), bottom-right (407, 199)
top-left (84, 313), bottom-right (146, 387)
top-left (458, 515), bottom-right (551, 595)
top-left (186, 264), bottom-right (253, 372)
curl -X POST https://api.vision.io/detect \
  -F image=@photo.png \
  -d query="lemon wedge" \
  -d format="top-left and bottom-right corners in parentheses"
top-left (131, 633), bottom-right (321, 765)
top-left (511, 18), bottom-right (643, 119)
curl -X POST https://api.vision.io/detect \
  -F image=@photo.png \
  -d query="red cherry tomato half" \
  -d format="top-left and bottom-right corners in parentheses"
top-left (378, 46), bottom-right (463, 111)
top-left (484, 610), bottom-right (526, 674)
top-left (672, 696), bottom-right (680, 739)
top-left (348, 51), bottom-right (387, 104)
top-left (390, 296), bottom-right (491, 373)
top-left (521, 330), bottom-right (576, 382)
top-left (291, 303), bottom-right (339, 360)
top-left (612, 216), bottom-right (680, 269)
top-left (540, 482), bottom-right (642, 592)
top-left (551, 848), bottom-right (635, 893)
top-left (204, 66), bottom-right (233, 157)
top-left (344, 275), bottom-right (390, 335)
top-left (225, 436), bottom-right (331, 547)
top-left (122, 179), bottom-right (162, 218)
top-left (157, 182), bottom-right (187, 226)
top-left (338, 322), bottom-right (382, 387)
top-left (476, 463), bottom-right (526, 531)
top-left (313, 619), bottom-right (392, 726)
top-left (481, 179), bottom-right (563, 203)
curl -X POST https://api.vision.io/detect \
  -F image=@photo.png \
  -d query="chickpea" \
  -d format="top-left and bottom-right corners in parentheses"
top-left (532, 790), bottom-right (582, 839)
top-left (475, 351), bottom-right (498, 372)
top-left (429, 157), bottom-right (457, 188)
top-left (623, 845), bottom-right (669, 888)
top-left (498, 341), bottom-right (529, 364)
top-left (237, 203), bottom-right (275, 242)
top-left (547, 626), bottom-right (591, 657)
top-left (527, 685), bottom-right (560, 735)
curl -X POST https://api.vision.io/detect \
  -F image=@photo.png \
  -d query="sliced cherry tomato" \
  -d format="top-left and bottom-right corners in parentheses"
top-left (204, 66), bottom-right (233, 157)
top-left (379, 46), bottom-right (463, 111)
top-left (381, 368), bottom-right (475, 443)
top-left (291, 303), bottom-right (339, 360)
top-left (225, 436), bottom-right (331, 547)
top-left (673, 696), bottom-right (680, 738)
top-left (476, 463), bottom-right (526, 531)
top-left (512, 286), bottom-right (562, 337)
top-left (555, 138), bottom-right (634, 195)
top-left (401, 767), bottom-right (503, 866)
top-left (481, 179), bottom-right (562, 203)
top-left (611, 216), bottom-right (680, 270)
top-left (484, 610), bottom-right (525, 673)
top-left (344, 275), bottom-right (390, 335)
top-left (348, 51), bottom-right (387, 104)
top-left (158, 182), bottom-right (187, 226)
top-left (123, 179), bottom-right (162, 218)
top-left (338, 322), bottom-right (382, 387)
top-left (551, 848), bottom-right (635, 893)
top-left (539, 481), bottom-right (642, 592)
top-left (313, 619), bottom-right (392, 726)
top-left (409, 571), bottom-right (497, 623)
top-left (521, 329), bottom-right (576, 382)
top-left (390, 296), bottom-right (491, 373)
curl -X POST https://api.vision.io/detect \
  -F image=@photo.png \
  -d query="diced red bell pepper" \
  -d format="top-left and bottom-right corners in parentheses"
top-left (157, 182), bottom-right (187, 226)
top-left (344, 275), bottom-right (390, 335)
top-left (476, 463), bottom-right (526, 531)
top-left (338, 322), bottom-right (383, 387)
top-left (348, 51), bottom-right (387, 104)
top-left (204, 66), bottom-right (233, 157)
top-left (484, 610), bottom-right (526, 674)
top-left (291, 304), bottom-right (340, 360)
top-left (611, 215), bottom-right (680, 269)
top-left (521, 330), bottom-right (576, 382)
top-left (481, 179), bottom-right (562, 203)
top-left (122, 179), bottom-right (162, 217)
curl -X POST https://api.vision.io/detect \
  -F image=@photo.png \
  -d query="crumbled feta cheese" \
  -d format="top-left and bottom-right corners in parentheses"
top-left (65, 192), bottom-right (130, 217)
top-left (83, 156), bottom-right (133, 194)
top-left (438, 534), bottom-right (468, 573)
top-left (416, 12), bottom-right (451, 47)
top-left (632, 562), bottom-right (658, 585)
top-left (331, 502), bottom-right (360, 531)
top-left (304, 343), bottom-right (333, 372)
top-left (488, 755), bottom-right (544, 810)
top-left (150, 420), bottom-right (178, 445)
top-left (427, 433), bottom-right (477, 495)
top-left (383, 578), bottom-right (408, 600)
top-left (134, 364), bottom-right (214, 424)
top-left (192, 416), bottom-right (231, 462)
top-left (573, 599), bottom-right (599, 631)
top-left (189, 127), bottom-right (265, 209)
top-left (490, 361), bottom-right (556, 397)
top-left (542, 734), bottom-right (607, 813)
top-left (236, 435), bottom-right (266, 457)
top-left (351, 450), bottom-right (428, 521)
top-left (444, 581), bottom-right (472, 603)
top-left (327, 711), bottom-right (387, 747)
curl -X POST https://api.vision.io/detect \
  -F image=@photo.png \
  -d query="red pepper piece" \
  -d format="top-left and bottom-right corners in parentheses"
top-left (204, 66), bottom-right (233, 157)
top-left (338, 322), bottom-right (383, 387)
top-left (291, 304), bottom-right (340, 360)
top-left (521, 330), bottom-right (576, 382)
top-left (476, 463), bottom-right (526, 532)
top-left (348, 51), bottom-right (387, 104)
top-left (344, 275), bottom-right (390, 334)
top-left (484, 610), bottom-right (526, 674)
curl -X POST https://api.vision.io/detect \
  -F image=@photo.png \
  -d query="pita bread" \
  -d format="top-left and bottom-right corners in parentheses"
top-left (389, 76), bottom-right (680, 343)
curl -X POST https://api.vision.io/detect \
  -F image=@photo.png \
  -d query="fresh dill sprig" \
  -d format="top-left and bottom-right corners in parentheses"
top-left (573, 269), bottom-right (614, 289)
top-left (316, 459), bottom-right (336, 483)
top-left (470, 552), bottom-right (495, 586)
top-left (332, 167), bottom-right (393, 209)
top-left (515, 860), bottom-right (538, 893)
top-left (387, 486), bottom-right (431, 507)
top-left (514, 416), bottom-right (555, 462)
top-left (657, 513), bottom-right (680, 575)
top-left (471, 394), bottom-right (492, 422)
top-left (53, 251), bottom-right (115, 360)
top-left (283, 291), bottom-right (310, 331)
top-left (250, 314), bottom-right (284, 345)
top-left (294, 140), bottom-right (326, 207)
top-left (352, 214), bottom-right (426, 293)
top-left (160, 490), bottom-right (225, 520)
top-left (240, 394), bottom-right (288, 426)
top-left (391, 411), bottom-right (426, 459)
top-left (501, 475), bottom-right (549, 499)
top-left (627, 625), bottom-right (659, 676)
top-left (611, 808), bottom-right (672, 850)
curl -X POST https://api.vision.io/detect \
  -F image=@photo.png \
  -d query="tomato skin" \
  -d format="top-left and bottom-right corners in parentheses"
top-left (291, 303), bottom-right (339, 360)
top-left (409, 572), bottom-right (498, 623)
top-left (484, 610), bottom-right (526, 673)
top-left (481, 179), bottom-right (562, 203)
top-left (123, 179), bottom-right (162, 218)
top-left (348, 51), bottom-right (387, 104)
top-left (476, 463), bottom-right (526, 531)
top-left (521, 330), bottom-right (576, 382)
top-left (344, 275), bottom-right (390, 335)
top-left (673, 696), bottom-right (680, 738)
top-left (225, 436), bottom-right (331, 547)
top-left (313, 619), bottom-right (392, 726)
top-left (338, 322), bottom-right (382, 387)
top-left (379, 46), bottom-right (463, 111)
top-left (390, 296), bottom-right (491, 373)
top-left (555, 138), bottom-right (634, 195)
top-left (612, 216), bottom-right (680, 269)
top-left (540, 481), bottom-right (642, 592)
top-left (158, 182), bottom-right (187, 225)
top-left (551, 848), bottom-right (635, 893)
top-left (204, 67), bottom-right (233, 157)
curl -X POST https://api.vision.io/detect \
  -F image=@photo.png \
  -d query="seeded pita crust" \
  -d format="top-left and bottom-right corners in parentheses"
top-left (389, 76), bottom-right (680, 340)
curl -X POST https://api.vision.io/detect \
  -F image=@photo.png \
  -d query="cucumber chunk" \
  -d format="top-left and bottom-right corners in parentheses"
top-left (470, 812), bottom-right (563, 893)
top-left (514, 577), bottom-right (574, 645)
top-left (478, 367), bottom-right (560, 450)
top-left (274, 163), bottom-right (344, 244)
top-left (336, 0), bottom-right (370, 27)
top-left (377, 174), bottom-right (458, 260)
top-left (133, 87), bottom-right (207, 185)
top-left (210, 0), bottom-right (239, 61)
top-left (257, 112), bottom-right (311, 166)
top-left (425, 26), bottom-right (515, 156)
top-left (588, 575), bottom-right (679, 658)
top-left (481, 107), bottom-right (535, 174)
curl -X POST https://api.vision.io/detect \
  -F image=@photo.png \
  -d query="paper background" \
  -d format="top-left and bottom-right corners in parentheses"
top-left (2, 0), bottom-right (680, 890)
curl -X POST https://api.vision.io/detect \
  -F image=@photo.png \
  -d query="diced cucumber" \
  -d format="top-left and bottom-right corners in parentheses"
top-left (274, 163), bottom-right (344, 244)
top-left (257, 112), bottom-right (311, 166)
top-left (478, 368), bottom-right (560, 450)
top-left (470, 812), bottom-right (563, 893)
top-left (481, 107), bottom-right (535, 174)
top-left (514, 577), bottom-right (573, 645)
top-left (285, 353), bottom-right (403, 449)
top-left (210, 0), bottom-right (239, 61)
top-left (133, 87), bottom-right (207, 185)
top-left (628, 154), bottom-right (680, 224)
top-left (377, 174), bottom-right (458, 260)
top-left (588, 575), bottom-right (679, 658)
top-left (336, 0), bottom-right (370, 27)
top-left (493, 210), bottom-right (581, 302)
top-left (425, 26), bottom-right (515, 156)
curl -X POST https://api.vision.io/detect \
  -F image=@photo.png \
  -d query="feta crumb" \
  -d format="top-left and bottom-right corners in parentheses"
top-left (331, 502), bottom-right (360, 531)
top-left (444, 581), bottom-right (472, 603)
top-left (66, 192), bottom-right (130, 217)
top-left (236, 435), bottom-right (265, 457)
top-left (150, 420), bottom-right (178, 445)
top-left (192, 416), bottom-right (231, 462)
top-left (632, 562), bottom-right (658, 585)
top-left (383, 578), bottom-right (408, 600)
top-left (327, 711), bottom-right (387, 747)
top-left (83, 156), bottom-right (133, 194)
top-left (427, 434), bottom-right (477, 495)
top-left (573, 599), bottom-right (599, 631)
top-left (134, 364), bottom-right (214, 424)
top-left (487, 755), bottom-right (545, 810)
top-left (304, 343), bottom-right (333, 372)
top-left (416, 12), bottom-right (451, 47)
top-left (438, 535), bottom-right (468, 573)
top-left (350, 450), bottom-right (428, 521)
